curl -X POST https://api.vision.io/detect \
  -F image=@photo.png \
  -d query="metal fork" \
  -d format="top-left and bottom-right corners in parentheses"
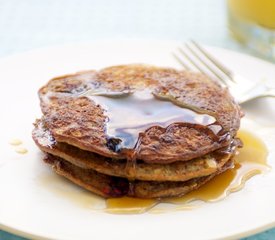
top-left (173, 41), bottom-right (275, 104)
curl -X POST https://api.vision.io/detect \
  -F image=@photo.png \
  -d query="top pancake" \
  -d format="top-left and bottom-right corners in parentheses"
top-left (39, 64), bottom-right (242, 163)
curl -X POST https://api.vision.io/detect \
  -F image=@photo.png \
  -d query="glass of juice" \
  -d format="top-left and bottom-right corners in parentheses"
top-left (228, 0), bottom-right (275, 61)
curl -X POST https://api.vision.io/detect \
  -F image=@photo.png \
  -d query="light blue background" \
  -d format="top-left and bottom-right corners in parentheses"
top-left (0, 0), bottom-right (274, 239)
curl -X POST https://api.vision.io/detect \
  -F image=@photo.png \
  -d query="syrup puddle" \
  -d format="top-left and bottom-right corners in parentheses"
top-left (105, 130), bottom-right (270, 214)
top-left (15, 147), bottom-right (28, 154)
top-left (105, 197), bottom-right (158, 214)
top-left (9, 139), bottom-right (23, 146)
top-left (9, 138), bottom-right (28, 154)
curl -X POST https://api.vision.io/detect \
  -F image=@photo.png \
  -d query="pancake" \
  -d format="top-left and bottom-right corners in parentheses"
top-left (44, 153), bottom-right (234, 198)
top-left (33, 119), bottom-right (238, 182)
top-left (33, 64), bottom-right (242, 199)
top-left (38, 64), bottom-right (242, 164)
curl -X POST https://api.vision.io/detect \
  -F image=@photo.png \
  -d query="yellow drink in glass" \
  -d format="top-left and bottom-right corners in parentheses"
top-left (228, 0), bottom-right (275, 60)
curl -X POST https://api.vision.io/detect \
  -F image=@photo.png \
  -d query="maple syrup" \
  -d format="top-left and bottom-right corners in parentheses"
top-left (9, 138), bottom-right (28, 154)
top-left (85, 89), bottom-right (222, 179)
top-left (86, 89), bottom-right (217, 150)
top-left (9, 139), bottom-right (22, 146)
top-left (15, 146), bottom-right (28, 154)
top-left (105, 130), bottom-right (269, 214)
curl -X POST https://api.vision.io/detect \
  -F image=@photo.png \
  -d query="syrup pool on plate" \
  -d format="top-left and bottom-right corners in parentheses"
top-left (9, 138), bottom-right (28, 154)
top-left (105, 130), bottom-right (270, 214)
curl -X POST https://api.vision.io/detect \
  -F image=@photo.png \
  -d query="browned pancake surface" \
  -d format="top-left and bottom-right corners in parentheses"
top-left (38, 65), bottom-right (242, 163)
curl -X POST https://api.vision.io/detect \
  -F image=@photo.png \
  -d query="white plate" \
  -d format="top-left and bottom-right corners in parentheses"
top-left (0, 39), bottom-right (275, 240)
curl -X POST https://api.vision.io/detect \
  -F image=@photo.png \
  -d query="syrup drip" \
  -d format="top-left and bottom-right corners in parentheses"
top-left (105, 130), bottom-right (270, 214)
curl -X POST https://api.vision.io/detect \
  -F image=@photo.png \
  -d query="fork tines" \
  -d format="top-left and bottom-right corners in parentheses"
top-left (174, 41), bottom-right (235, 86)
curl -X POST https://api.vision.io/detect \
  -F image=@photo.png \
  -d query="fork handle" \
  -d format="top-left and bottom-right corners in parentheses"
top-left (240, 87), bottom-right (275, 104)
top-left (265, 88), bottom-right (275, 98)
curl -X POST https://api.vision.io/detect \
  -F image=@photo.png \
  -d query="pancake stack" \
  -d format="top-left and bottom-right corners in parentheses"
top-left (32, 65), bottom-right (242, 198)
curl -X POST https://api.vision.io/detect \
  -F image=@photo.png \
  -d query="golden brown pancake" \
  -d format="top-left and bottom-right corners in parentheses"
top-left (33, 64), bottom-right (242, 199)
top-left (38, 65), bottom-right (242, 163)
